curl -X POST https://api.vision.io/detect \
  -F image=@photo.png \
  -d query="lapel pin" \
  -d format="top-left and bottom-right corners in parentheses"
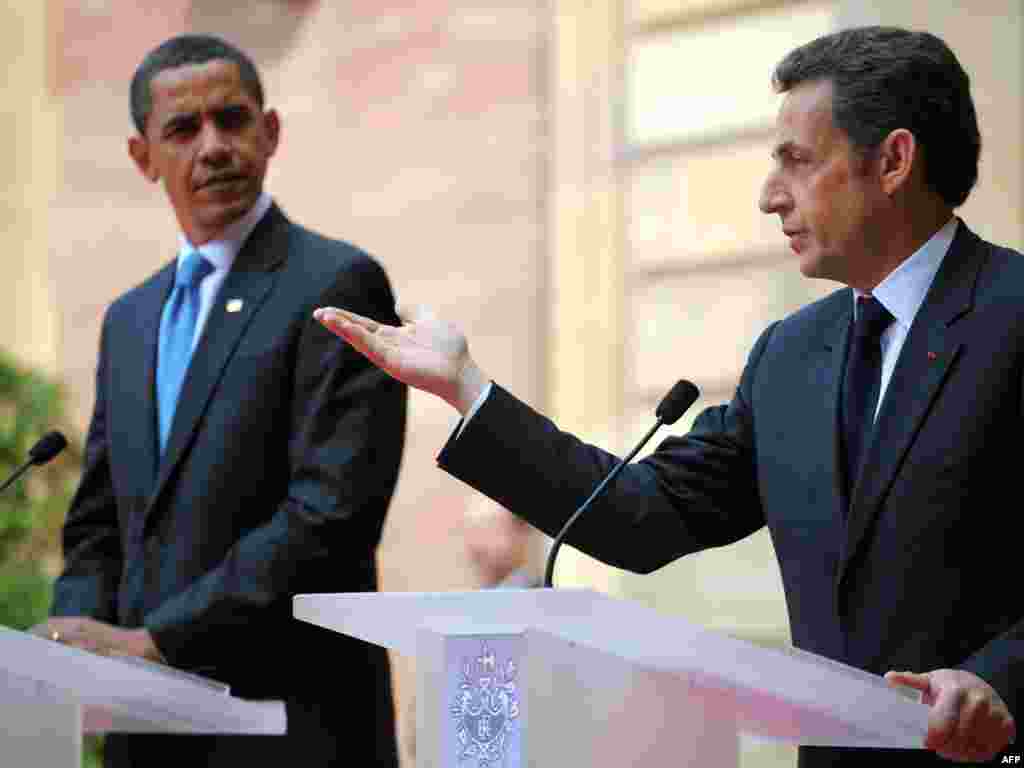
top-left (927, 351), bottom-right (938, 361)
top-left (226, 299), bottom-right (244, 313)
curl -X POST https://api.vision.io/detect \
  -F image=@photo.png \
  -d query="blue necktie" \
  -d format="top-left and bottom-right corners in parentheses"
top-left (842, 295), bottom-right (894, 495)
top-left (157, 251), bottom-right (213, 454)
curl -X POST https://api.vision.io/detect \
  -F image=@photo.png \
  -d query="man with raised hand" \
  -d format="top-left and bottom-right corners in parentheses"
top-left (317, 26), bottom-right (1020, 767)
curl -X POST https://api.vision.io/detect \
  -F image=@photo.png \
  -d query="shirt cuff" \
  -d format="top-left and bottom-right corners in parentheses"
top-left (455, 381), bottom-right (494, 439)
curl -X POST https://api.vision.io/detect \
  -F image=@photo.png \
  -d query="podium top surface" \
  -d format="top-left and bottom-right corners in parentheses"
top-left (0, 626), bottom-right (285, 735)
top-left (294, 588), bottom-right (928, 748)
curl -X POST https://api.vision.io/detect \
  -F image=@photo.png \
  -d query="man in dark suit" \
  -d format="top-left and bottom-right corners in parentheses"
top-left (316, 27), bottom-right (1020, 766)
top-left (35, 35), bottom-right (406, 767)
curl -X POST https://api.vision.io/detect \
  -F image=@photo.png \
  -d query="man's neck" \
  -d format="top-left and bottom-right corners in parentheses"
top-left (180, 192), bottom-right (272, 249)
top-left (853, 202), bottom-right (954, 292)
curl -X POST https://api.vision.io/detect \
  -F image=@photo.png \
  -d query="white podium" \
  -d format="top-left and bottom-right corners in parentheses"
top-left (0, 626), bottom-right (285, 767)
top-left (295, 588), bottom-right (928, 768)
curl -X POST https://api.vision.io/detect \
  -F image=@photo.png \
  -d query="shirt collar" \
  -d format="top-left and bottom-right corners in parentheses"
top-left (853, 216), bottom-right (958, 329)
top-left (176, 191), bottom-right (273, 272)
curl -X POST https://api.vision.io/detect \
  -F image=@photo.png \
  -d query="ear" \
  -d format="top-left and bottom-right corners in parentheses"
top-left (128, 135), bottom-right (160, 182)
top-left (877, 128), bottom-right (916, 197)
top-left (263, 109), bottom-right (281, 157)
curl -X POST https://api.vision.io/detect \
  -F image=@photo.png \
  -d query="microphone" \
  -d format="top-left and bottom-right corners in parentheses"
top-left (0, 431), bottom-right (68, 495)
top-left (543, 380), bottom-right (699, 588)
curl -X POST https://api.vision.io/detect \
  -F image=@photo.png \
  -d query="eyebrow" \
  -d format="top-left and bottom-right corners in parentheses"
top-left (161, 111), bottom-right (197, 129)
top-left (159, 104), bottom-right (251, 132)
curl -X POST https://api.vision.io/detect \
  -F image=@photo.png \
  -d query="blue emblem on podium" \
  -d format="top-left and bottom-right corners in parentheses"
top-left (450, 640), bottom-right (520, 767)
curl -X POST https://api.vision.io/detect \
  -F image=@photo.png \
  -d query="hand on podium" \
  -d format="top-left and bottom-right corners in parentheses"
top-left (885, 668), bottom-right (1016, 762)
top-left (314, 305), bottom-right (488, 415)
top-left (31, 617), bottom-right (164, 663)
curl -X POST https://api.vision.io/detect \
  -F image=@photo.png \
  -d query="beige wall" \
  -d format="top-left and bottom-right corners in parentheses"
top-left (0, 2), bottom-right (61, 374)
top-left (553, 0), bottom-right (1024, 624)
top-left (548, 2), bottom-right (1024, 767)
top-left (3, 2), bottom-right (1022, 767)
top-left (839, 0), bottom-right (1024, 248)
top-left (44, 3), bottom-right (549, 765)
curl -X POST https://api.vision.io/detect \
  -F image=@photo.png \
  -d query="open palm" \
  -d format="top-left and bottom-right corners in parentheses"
top-left (315, 305), bottom-right (486, 412)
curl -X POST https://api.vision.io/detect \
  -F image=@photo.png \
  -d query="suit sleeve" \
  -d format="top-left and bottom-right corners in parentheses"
top-left (144, 255), bottom-right (407, 668)
top-left (437, 323), bottom-right (776, 574)
top-left (50, 310), bottom-right (123, 623)
top-left (957, 365), bottom-right (1024, 722)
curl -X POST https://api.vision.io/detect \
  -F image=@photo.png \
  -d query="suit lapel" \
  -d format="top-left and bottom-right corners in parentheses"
top-left (147, 205), bottom-right (289, 512)
top-left (837, 224), bottom-right (983, 588)
top-left (120, 263), bottom-right (175, 496)
top-left (819, 301), bottom-right (853, 530)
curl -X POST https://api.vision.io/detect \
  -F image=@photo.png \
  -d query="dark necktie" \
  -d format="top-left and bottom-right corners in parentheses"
top-left (842, 295), bottom-right (894, 494)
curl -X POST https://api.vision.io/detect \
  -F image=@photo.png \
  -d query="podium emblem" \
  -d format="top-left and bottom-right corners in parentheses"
top-left (451, 640), bottom-right (519, 766)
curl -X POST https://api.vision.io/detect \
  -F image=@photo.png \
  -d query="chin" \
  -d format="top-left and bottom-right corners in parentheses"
top-left (800, 262), bottom-right (847, 286)
top-left (203, 199), bottom-right (252, 226)
top-left (796, 248), bottom-right (840, 282)
top-left (797, 255), bottom-right (823, 279)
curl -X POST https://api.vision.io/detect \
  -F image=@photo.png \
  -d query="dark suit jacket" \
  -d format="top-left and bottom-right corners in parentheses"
top-left (52, 204), bottom-right (406, 767)
top-left (438, 221), bottom-right (1023, 767)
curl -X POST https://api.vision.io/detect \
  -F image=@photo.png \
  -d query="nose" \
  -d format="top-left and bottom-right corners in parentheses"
top-left (758, 169), bottom-right (790, 216)
top-left (197, 120), bottom-right (232, 167)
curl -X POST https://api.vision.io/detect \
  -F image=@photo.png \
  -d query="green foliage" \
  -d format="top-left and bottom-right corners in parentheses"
top-left (1, 356), bottom-right (59, 561)
top-left (83, 735), bottom-right (105, 767)
top-left (0, 348), bottom-right (101, 763)
top-left (0, 560), bottom-right (53, 629)
top-left (0, 348), bottom-right (79, 626)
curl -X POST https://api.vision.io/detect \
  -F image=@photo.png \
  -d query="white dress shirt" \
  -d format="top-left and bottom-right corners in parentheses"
top-left (857, 215), bottom-right (957, 420)
top-left (174, 191), bottom-right (273, 353)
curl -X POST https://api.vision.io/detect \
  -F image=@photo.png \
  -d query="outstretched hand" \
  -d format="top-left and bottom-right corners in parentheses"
top-left (885, 668), bottom-right (1016, 763)
top-left (314, 304), bottom-right (488, 414)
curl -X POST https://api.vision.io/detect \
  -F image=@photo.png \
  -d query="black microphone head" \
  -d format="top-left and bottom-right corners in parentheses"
top-left (656, 380), bottom-right (700, 425)
top-left (28, 431), bottom-right (68, 465)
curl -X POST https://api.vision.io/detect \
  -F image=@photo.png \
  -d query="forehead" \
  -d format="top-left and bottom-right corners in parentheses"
top-left (774, 79), bottom-right (841, 150)
top-left (148, 59), bottom-right (255, 116)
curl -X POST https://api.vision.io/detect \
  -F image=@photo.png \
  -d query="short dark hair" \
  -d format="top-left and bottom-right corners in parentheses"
top-left (773, 26), bottom-right (980, 207)
top-left (130, 34), bottom-right (265, 135)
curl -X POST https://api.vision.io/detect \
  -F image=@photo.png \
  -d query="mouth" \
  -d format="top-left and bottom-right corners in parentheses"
top-left (784, 230), bottom-right (808, 254)
top-left (196, 175), bottom-right (247, 192)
